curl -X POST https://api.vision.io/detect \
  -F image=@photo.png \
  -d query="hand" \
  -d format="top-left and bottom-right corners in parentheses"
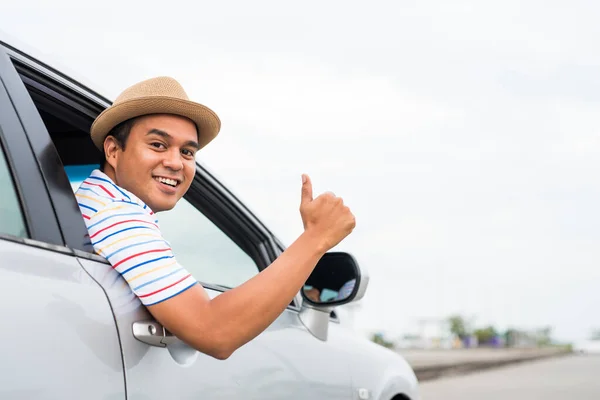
top-left (299, 174), bottom-right (356, 252)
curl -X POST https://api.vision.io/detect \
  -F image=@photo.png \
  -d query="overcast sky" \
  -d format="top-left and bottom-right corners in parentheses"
top-left (3, 0), bottom-right (600, 343)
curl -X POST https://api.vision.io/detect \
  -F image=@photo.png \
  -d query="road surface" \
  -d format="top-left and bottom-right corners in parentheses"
top-left (399, 348), bottom-right (563, 368)
top-left (419, 354), bottom-right (600, 399)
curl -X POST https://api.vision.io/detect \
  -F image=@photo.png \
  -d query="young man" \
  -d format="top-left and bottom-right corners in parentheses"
top-left (75, 76), bottom-right (356, 360)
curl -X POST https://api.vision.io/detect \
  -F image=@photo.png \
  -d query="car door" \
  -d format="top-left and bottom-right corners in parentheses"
top-left (74, 169), bottom-right (354, 400)
top-left (0, 45), bottom-right (125, 400)
top-left (1, 40), bottom-right (354, 399)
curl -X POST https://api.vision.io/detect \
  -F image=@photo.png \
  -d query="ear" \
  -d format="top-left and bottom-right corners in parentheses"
top-left (103, 136), bottom-right (121, 170)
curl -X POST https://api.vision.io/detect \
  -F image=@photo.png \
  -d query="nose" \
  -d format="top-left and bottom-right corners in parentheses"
top-left (162, 148), bottom-right (184, 171)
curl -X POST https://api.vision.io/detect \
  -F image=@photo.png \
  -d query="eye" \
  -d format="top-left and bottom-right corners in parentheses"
top-left (151, 142), bottom-right (166, 150)
top-left (181, 149), bottom-right (195, 157)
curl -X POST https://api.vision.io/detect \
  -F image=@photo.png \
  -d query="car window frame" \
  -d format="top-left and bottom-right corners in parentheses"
top-left (0, 48), bottom-right (102, 251)
top-left (1, 41), bottom-right (302, 309)
top-left (188, 168), bottom-right (304, 310)
top-left (0, 45), bottom-right (65, 247)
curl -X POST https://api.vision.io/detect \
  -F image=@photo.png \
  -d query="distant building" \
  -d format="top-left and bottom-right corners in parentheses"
top-left (395, 318), bottom-right (461, 349)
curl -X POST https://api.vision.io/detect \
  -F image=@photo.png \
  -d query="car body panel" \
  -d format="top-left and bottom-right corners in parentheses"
top-left (78, 256), bottom-right (352, 399)
top-left (0, 239), bottom-right (125, 399)
top-left (341, 332), bottom-right (420, 400)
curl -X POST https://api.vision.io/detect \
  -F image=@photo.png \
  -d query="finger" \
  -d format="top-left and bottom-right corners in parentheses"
top-left (301, 174), bottom-right (313, 205)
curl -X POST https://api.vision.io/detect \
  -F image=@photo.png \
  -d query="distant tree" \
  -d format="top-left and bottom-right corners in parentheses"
top-left (504, 328), bottom-right (524, 347)
top-left (370, 332), bottom-right (394, 349)
top-left (448, 315), bottom-right (468, 339)
top-left (591, 329), bottom-right (600, 340)
top-left (474, 325), bottom-right (498, 345)
top-left (536, 326), bottom-right (553, 346)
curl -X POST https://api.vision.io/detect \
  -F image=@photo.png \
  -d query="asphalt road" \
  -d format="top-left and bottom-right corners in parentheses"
top-left (399, 348), bottom-right (563, 368)
top-left (419, 354), bottom-right (600, 399)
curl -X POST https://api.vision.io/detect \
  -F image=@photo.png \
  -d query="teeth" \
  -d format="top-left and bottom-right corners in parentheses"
top-left (156, 177), bottom-right (177, 187)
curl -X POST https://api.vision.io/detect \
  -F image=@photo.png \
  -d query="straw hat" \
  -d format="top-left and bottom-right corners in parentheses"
top-left (90, 76), bottom-right (221, 150)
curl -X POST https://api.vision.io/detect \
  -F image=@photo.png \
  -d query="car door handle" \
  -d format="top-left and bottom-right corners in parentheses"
top-left (132, 321), bottom-right (178, 348)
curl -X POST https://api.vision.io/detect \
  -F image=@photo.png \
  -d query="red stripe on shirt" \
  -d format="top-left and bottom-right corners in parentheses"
top-left (113, 248), bottom-right (172, 269)
top-left (90, 219), bottom-right (159, 239)
top-left (82, 181), bottom-right (116, 198)
top-left (82, 214), bottom-right (90, 220)
top-left (139, 274), bottom-right (192, 298)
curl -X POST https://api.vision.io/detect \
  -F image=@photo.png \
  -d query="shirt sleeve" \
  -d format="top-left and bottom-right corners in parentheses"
top-left (85, 201), bottom-right (198, 306)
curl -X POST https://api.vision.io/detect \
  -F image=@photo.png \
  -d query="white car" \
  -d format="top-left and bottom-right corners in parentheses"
top-left (0, 31), bottom-right (420, 400)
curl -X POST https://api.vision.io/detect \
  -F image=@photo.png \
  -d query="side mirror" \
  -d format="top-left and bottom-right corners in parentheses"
top-left (301, 252), bottom-right (367, 307)
top-left (299, 252), bottom-right (368, 340)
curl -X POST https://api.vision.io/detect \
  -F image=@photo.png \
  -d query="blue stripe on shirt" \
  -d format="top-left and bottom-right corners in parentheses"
top-left (133, 268), bottom-right (184, 291)
top-left (91, 226), bottom-right (154, 245)
top-left (88, 175), bottom-right (131, 200)
top-left (105, 238), bottom-right (169, 259)
top-left (78, 203), bottom-right (98, 212)
top-left (144, 281), bottom-right (198, 306)
top-left (121, 255), bottom-right (175, 275)
top-left (88, 211), bottom-right (148, 230)
top-left (112, 200), bottom-right (147, 207)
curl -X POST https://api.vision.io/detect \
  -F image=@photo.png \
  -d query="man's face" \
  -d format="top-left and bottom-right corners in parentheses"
top-left (104, 114), bottom-right (199, 212)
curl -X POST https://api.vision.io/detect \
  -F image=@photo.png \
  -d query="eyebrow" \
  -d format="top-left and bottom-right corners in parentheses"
top-left (147, 128), bottom-right (200, 150)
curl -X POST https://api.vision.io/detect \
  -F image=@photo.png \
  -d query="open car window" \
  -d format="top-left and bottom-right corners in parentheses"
top-left (66, 164), bottom-right (260, 289)
top-left (4, 50), bottom-right (297, 306)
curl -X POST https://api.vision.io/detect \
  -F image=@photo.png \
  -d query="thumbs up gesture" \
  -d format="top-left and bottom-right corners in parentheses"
top-left (299, 174), bottom-right (356, 252)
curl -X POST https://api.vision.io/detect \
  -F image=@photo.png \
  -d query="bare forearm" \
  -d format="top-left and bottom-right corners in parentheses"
top-left (149, 231), bottom-right (327, 359)
top-left (205, 231), bottom-right (325, 353)
top-left (149, 174), bottom-right (355, 360)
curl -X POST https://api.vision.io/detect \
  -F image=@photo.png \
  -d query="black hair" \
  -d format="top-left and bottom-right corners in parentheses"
top-left (98, 115), bottom-right (201, 171)
top-left (99, 118), bottom-right (137, 172)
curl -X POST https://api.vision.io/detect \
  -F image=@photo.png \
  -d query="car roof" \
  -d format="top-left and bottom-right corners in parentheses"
top-left (0, 29), bottom-right (113, 104)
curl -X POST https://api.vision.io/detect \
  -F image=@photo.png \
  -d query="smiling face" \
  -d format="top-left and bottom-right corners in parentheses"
top-left (102, 114), bottom-right (200, 212)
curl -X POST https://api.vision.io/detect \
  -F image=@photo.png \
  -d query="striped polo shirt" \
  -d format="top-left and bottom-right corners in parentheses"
top-left (74, 169), bottom-right (198, 306)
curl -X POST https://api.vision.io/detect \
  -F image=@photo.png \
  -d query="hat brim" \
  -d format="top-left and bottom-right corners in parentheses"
top-left (90, 96), bottom-right (221, 151)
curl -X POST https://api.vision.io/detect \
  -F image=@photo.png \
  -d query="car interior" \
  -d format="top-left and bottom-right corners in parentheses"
top-left (7, 60), bottom-right (102, 186)
top-left (37, 109), bottom-right (100, 185)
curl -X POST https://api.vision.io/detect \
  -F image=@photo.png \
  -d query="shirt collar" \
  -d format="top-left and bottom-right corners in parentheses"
top-left (89, 169), bottom-right (155, 215)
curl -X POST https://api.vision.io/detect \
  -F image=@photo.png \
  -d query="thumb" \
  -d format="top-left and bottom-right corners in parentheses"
top-left (301, 174), bottom-right (313, 205)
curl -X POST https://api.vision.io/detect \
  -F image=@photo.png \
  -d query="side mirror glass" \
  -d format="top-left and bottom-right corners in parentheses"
top-left (301, 252), bottom-right (362, 306)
